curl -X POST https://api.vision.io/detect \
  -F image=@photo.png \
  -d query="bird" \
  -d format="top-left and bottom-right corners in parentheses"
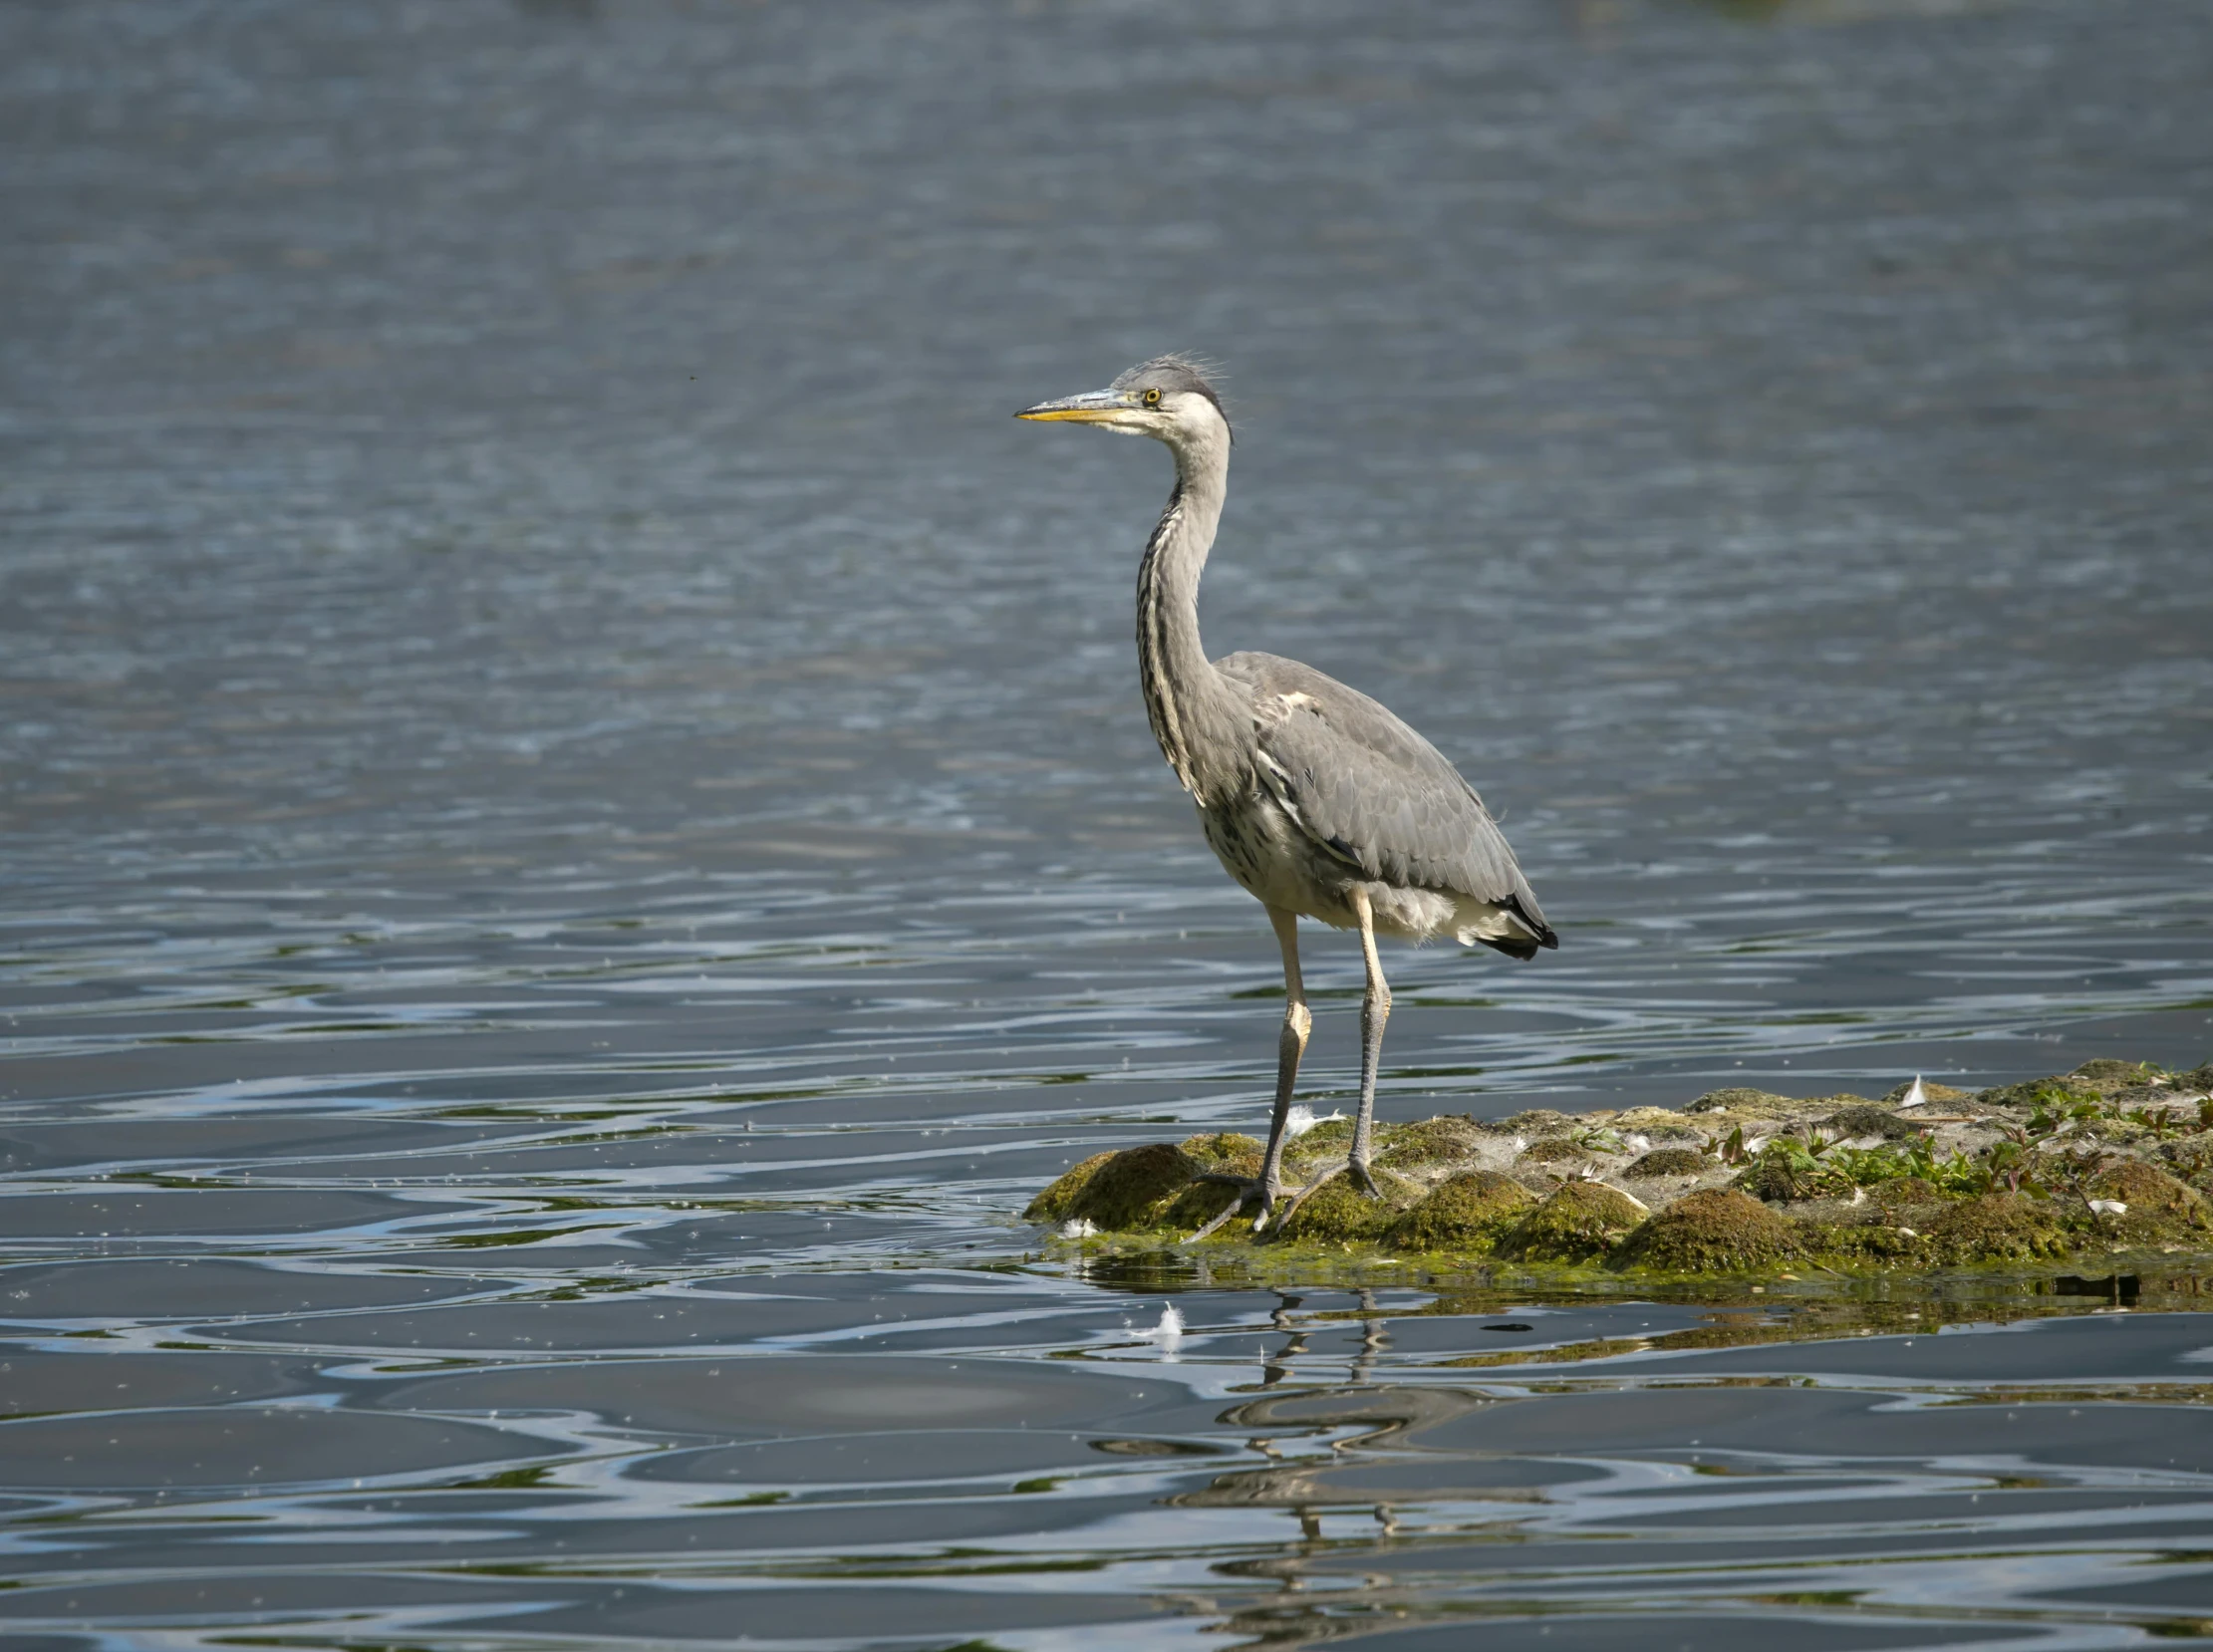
top-left (1017, 355), bottom-right (1556, 1234)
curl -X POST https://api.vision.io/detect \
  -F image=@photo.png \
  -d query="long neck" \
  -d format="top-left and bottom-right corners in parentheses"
top-left (1136, 424), bottom-right (1245, 805)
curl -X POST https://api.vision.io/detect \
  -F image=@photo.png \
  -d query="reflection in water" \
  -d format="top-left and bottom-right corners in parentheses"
top-left (2, 0), bottom-right (2210, 1645)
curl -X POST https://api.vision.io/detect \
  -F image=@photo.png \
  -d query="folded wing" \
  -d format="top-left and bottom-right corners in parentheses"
top-left (1215, 651), bottom-right (1555, 954)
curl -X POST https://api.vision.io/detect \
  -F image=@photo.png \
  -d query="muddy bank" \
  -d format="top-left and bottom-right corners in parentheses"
top-left (1027, 1059), bottom-right (2213, 1276)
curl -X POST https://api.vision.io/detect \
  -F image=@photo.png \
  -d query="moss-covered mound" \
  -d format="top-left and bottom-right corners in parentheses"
top-left (1613, 1189), bottom-right (1799, 1273)
top-left (1496, 1181), bottom-right (1647, 1262)
top-left (1626, 1146), bottom-right (1709, 1178)
top-left (1179, 1132), bottom-right (1262, 1177)
top-left (1025, 1151), bottom-right (1116, 1223)
top-left (1028, 1142), bottom-right (1197, 1230)
top-left (1376, 1116), bottom-right (1484, 1170)
top-left (1276, 1169), bottom-right (1422, 1242)
top-left (1817, 1106), bottom-right (1916, 1140)
top-left (2088, 1159), bottom-right (2206, 1222)
top-left (1387, 1171), bottom-right (1534, 1250)
top-left (1927, 1194), bottom-right (2069, 1263)
top-left (1685, 1087), bottom-right (1795, 1117)
top-left (2085, 1160), bottom-right (2209, 1243)
top-left (1519, 1137), bottom-right (1588, 1166)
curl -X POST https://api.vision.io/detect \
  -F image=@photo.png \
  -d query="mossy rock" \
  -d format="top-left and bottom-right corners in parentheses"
top-left (1926, 1193), bottom-right (2070, 1263)
top-left (1626, 1146), bottom-right (1709, 1179)
top-left (1495, 1181), bottom-right (1647, 1263)
top-left (1024, 1151), bottom-right (1116, 1223)
top-left (1275, 1170), bottom-right (1421, 1243)
top-left (1386, 1171), bottom-right (1534, 1250)
top-left (2085, 1160), bottom-right (2210, 1243)
top-left (1612, 1189), bottom-right (1799, 1273)
top-left (1685, 1087), bottom-right (1795, 1117)
top-left (1048, 1142), bottom-right (1198, 1231)
top-left (1520, 1136), bottom-right (1589, 1166)
top-left (1817, 1106), bottom-right (1917, 1141)
top-left (1375, 1115), bottom-right (1483, 1171)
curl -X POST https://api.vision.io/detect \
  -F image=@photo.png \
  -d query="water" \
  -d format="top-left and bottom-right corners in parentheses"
top-left (3, 0), bottom-right (2211, 1645)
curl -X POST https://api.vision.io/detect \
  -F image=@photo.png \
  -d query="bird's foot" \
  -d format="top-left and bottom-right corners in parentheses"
top-left (1265, 1161), bottom-right (1349, 1235)
top-left (1187, 1174), bottom-right (1280, 1242)
top-left (1262, 1157), bottom-right (1387, 1235)
top-left (1187, 1185), bottom-right (1255, 1242)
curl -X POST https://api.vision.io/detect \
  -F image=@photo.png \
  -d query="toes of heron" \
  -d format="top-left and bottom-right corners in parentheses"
top-left (1188, 1181), bottom-right (1260, 1243)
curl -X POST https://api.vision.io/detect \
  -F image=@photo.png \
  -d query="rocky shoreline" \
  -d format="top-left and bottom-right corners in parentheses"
top-left (1026, 1058), bottom-right (2213, 1276)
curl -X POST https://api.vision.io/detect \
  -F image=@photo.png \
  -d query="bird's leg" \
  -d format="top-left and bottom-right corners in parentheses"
top-left (1253, 905), bottom-right (1311, 1221)
top-left (1187, 907), bottom-right (1310, 1243)
top-left (1348, 887), bottom-right (1392, 1197)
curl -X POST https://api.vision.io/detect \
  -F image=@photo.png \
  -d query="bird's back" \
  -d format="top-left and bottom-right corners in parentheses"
top-left (1213, 651), bottom-right (1555, 955)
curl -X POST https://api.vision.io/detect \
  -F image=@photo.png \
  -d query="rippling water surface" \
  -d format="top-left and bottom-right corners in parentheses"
top-left (4, 0), bottom-right (2211, 1645)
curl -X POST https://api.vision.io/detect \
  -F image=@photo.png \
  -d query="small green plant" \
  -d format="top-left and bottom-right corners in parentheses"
top-left (2119, 1103), bottom-right (2189, 1141)
top-left (1566, 1123), bottom-right (1628, 1155)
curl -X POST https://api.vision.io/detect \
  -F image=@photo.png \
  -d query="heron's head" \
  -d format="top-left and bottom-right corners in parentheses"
top-left (1015, 355), bottom-right (1232, 451)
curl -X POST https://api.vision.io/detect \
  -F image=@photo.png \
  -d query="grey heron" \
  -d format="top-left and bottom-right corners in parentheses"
top-left (1017, 356), bottom-right (1556, 1234)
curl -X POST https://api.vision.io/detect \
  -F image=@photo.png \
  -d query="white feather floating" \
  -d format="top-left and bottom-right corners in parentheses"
top-left (1898, 1075), bottom-right (1928, 1109)
top-left (1135, 1303), bottom-right (1185, 1352)
top-left (2087, 1199), bottom-right (2128, 1216)
top-left (1058, 1218), bottom-right (1098, 1239)
top-left (1284, 1105), bottom-right (1345, 1140)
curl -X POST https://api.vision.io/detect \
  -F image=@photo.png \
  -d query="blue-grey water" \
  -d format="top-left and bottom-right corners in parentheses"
top-left (3, 1), bottom-right (2211, 1646)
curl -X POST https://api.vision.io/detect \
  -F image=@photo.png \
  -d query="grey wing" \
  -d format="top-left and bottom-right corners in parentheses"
top-left (1215, 651), bottom-right (1556, 948)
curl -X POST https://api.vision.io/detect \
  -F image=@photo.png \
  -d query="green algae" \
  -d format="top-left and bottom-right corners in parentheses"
top-left (1613, 1188), bottom-right (1798, 1273)
top-left (1495, 1181), bottom-right (1646, 1262)
top-left (1926, 1194), bottom-right (2071, 1263)
top-left (1386, 1171), bottom-right (1533, 1250)
top-left (1275, 1169), bottom-right (1421, 1242)
top-left (1798, 1221), bottom-right (1930, 1266)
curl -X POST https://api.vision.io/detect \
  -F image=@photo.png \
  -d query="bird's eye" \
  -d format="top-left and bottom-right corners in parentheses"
top-left (1143, 388), bottom-right (1162, 406)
